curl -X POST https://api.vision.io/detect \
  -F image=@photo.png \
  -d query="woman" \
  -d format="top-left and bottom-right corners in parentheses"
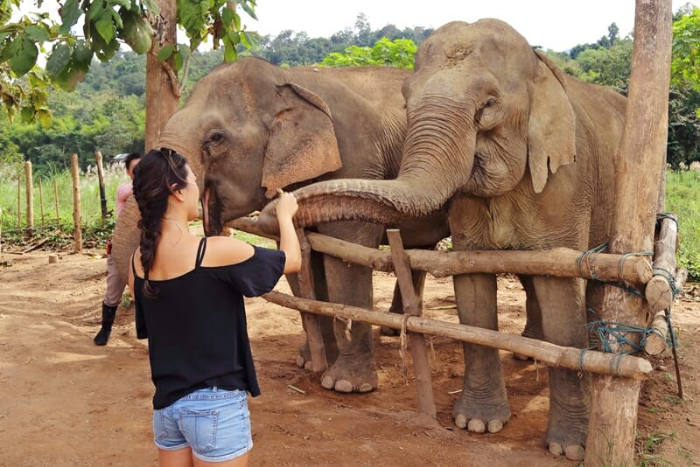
top-left (128, 148), bottom-right (301, 466)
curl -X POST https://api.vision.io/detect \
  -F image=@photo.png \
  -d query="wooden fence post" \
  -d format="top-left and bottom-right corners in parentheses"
top-left (95, 151), bottom-right (107, 221)
top-left (38, 178), bottom-right (45, 229)
top-left (53, 179), bottom-right (60, 231)
top-left (25, 161), bottom-right (34, 232)
top-left (70, 154), bottom-right (82, 253)
top-left (585, 1), bottom-right (673, 465)
top-left (17, 177), bottom-right (21, 229)
top-left (387, 229), bottom-right (436, 418)
top-left (0, 206), bottom-right (3, 253)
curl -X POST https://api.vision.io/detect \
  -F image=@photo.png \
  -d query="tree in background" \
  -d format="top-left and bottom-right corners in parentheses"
top-left (321, 37), bottom-right (417, 69)
top-left (0, 0), bottom-right (258, 124)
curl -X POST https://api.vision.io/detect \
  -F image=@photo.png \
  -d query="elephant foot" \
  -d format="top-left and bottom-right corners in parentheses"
top-left (296, 342), bottom-right (312, 369)
top-left (319, 356), bottom-right (377, 393)
top-left (548, 443), bottom-right (584, 461)
top-left (546, 411), bottom-right (588, 461)
top-left (451, 394), bottom-right (511, 434)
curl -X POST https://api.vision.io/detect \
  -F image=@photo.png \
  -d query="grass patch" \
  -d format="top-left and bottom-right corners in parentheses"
top-left (665, 169), bottom-right (700, 281)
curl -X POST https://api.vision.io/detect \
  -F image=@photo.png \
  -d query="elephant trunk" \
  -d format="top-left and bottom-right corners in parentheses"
top-left (157, 111), bottom-right (204, 182)
top-left (259, 99), bottom-right (477, 234)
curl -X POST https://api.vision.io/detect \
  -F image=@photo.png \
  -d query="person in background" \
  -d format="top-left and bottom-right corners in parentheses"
top-left (93, 152), bottom-right (142, 346)
top-left (128, 147), bottom-right (301, 466)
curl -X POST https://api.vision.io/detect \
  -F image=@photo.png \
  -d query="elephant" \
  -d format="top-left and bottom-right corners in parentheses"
top-left (112, 57), bottom-right (451, 394)
top-left (257, 20), bottom-right (627, 460)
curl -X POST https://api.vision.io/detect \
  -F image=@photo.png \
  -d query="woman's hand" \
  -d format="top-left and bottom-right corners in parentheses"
top-left (276, 190), bottom-right (298, 221)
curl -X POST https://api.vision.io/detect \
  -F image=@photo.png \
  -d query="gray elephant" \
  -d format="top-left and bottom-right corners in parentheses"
top-left (112, 57), bottom-right (450, 393)
top-left (259, 20), bottom-right (627, 460)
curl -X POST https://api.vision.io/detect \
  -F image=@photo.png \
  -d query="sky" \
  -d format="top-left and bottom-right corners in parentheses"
top-left (250, 0), bottom-right (700, 52)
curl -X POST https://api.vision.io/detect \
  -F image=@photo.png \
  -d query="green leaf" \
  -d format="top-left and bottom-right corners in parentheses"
top-left (179, 44), bottom-right (191, 57)
top-left (95, 16), bottom-right (116, 43)
top-left (46, 43), bottom-right (72, 77)
top-left (157, 44), bottom-right (174, 61)
top-left (223, 36), bottom-right (237, 61)
top-left (173, 51), bottom-right (183, 71)
top-left (239, 1), bottom-right (257, 20)
top-left (8, 35), bottom-right (38, 76)
top-left (222, 7), bottom-right (234, 27)
top-left (227, 29), bottom-right (240, 45)
top-left (73, 40), bottom-right (93, 63)
top-left (233, 11), bottom-right (241, 30)
top-left (59, 0), bottom-right (82, 33)
top-left (24, 25), bottom-right (50, 42)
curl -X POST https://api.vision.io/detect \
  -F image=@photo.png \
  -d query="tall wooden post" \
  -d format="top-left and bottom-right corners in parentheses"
top-left (38, 178), bottom-right (45, 229)
top-left (53, 179), bottom-right (61, 231)
top-left (70, 154), bottom-right (83, 253)
top-left (585, 1), bottom-right (673, 465)
top-left (24, 161), bottom-right (34, 232)
top-left (16, 177), bottom-right (21, 229)
top-left (95, 151), bottom-right (108, 221)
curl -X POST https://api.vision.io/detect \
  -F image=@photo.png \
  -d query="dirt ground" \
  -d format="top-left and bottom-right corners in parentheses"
top-left (1, 247), bottom-right (699, 467)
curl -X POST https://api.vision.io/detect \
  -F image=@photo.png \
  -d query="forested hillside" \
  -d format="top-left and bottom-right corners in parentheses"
top-left (1, 10), bottom-right (698, 174)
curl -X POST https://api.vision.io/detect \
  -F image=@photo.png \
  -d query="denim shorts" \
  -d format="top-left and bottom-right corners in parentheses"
top-left (153, 387), bottom-right (253, 462)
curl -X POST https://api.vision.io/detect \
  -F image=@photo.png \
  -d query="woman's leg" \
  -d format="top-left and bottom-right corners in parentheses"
top-left (192, 452), bottom-right (250, 467)
top-left (159, 447), bottom-right (194, 467)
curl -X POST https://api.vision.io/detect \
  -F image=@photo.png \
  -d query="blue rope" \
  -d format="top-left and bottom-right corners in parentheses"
top-left (656, 212), bottom-right (679, 232)
top-left (652, 266), bottom-right (682, 300)
top-left (577, 243), bottom-right (608, 281)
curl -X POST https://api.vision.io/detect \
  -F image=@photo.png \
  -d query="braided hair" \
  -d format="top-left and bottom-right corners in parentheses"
top-left (132, 147), bottom-right (189, 298)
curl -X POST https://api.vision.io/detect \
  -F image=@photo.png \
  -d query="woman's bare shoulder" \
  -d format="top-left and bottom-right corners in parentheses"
top-left (201, 236), bottom-right (256, 267)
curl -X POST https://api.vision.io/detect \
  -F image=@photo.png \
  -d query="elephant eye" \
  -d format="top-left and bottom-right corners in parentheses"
top-left (207, 131), bottom-right (225, 144)
top-left (483, 98), bottom-right (497, 109)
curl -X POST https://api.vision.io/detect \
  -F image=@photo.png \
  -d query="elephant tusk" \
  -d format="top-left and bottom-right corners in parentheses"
top-left (202, 187), bottom-right (210, 234)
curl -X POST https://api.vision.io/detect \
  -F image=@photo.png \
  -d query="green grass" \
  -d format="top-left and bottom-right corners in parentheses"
top-left (665, 169), bottom-right (700, 281)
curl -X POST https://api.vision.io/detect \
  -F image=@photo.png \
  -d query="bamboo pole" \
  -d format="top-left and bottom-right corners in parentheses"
top-left (53, 179), bottom-right (61, 231)
top-left (24, 161), bottom-right (34, 232)
top-left (70, 154), bottom-right (82, 253)
top-left (645, 214), bottom-right (679, 312)
top-left (586, 1), bottom-right (673, 464)
top-left (38, 178), bottom-right (45, 229)
top-left (387, 229), bottom-right (436, 418)
top-left (263, 291), bottom-right (652, 381)
top-left (227, 217), bottom-right (653, 285)
top-left (296, 229), bottom-right (328, 373)
top-left (17, 177), bottom-right (21, 229)
top-left (0, 206), bottom-right (3, 254)
top-left (95, 151), bottom-right (108, 221)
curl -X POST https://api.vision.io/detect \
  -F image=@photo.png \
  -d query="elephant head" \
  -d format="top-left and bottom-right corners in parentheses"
top-left (258, 19), bottom-right (577, 232)
top-left (113, 58), bottom-right (343, 279)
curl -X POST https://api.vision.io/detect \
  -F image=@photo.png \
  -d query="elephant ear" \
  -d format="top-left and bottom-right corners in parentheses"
top-left (527, 50), bottom-right (577, 194)
top-left (261, 82), bottom-right (342, 198)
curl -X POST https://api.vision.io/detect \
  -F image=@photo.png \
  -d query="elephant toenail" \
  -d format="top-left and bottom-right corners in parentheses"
top-left (564, 445), bottom-right (585, 461)
top-left (295, 355), bottom-right (305, 368)
top-left (303, 361), bottom-right (313, 371)
top-left (467, 419), bottom-right (486, 433)
top-left (487, 420), bottom-right (503, 433)
top-left (334, 380), bottom-right (353, 393)
top-left (321, 375), bottom-right (335, 390)
top-left (548, 442), bottom-right (564, 456)
top-left (454, 414), bottom-right (467, 429)
top-left (358, 383), bottom-right (373, 393)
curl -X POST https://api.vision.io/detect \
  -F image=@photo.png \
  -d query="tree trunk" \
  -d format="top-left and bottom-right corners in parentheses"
top-left (585, 1), bottom-right (673, 466)
top-left (145, 0), bottom-right (179, 152)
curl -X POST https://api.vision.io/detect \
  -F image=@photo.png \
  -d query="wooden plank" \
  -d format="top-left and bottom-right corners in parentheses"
top-left (262, 291), bottom-right (652, 381)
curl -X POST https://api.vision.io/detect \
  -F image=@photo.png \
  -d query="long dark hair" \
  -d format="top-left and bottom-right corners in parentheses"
top-left (132, 147), bottom-right (189, 298)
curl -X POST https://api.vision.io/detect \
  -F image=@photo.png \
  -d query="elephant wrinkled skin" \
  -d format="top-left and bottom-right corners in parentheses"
top-left (259, 20), bottom-right (627, 460)
top-left (112, 57), bottom-right (450, 394)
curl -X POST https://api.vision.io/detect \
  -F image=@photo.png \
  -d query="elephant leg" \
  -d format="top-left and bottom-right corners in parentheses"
top-left (452, 273), bottom-right (511, 433)
top-left (319, 253), bottom-right (376, 393)
top-left (512, 274), bottom-right (544, 360)
top-left (287, 250), bottom-right (338, 370)
top-left (534, 276), bottom-right (589, 461)
top-left (316, 221), bottom-right (382, 394)
top-left (382, 270), bottom-right (427, 336)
